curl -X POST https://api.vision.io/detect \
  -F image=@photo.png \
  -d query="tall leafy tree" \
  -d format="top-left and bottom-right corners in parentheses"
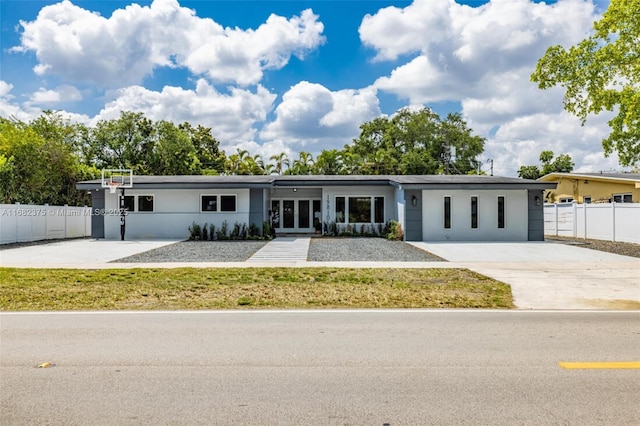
top-left (349, 108), bottom-right (484, 175)
top-left (531, 0), bottom-right (640, 166)
top-left (179, 122), bottom-right (225, 173)
top-left (87, 111), bottom-right (155, 173)
top-left (517, 150), bottom-right (574, 179)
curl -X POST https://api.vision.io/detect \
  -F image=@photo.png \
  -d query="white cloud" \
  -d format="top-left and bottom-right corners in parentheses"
top-left (362, 0), bottom-right (623, 176)
top-left (0, 81), bottom-right (14, 98)
top-left (261, 81), bottom-right (381, 151)
top-left (485, 111), bottom-right (620, 176)
top-left (15, 0), bottom-right (325, 87)
top-left (29, 85), bottom-right (83, 105)
top-left (94, 79), bottom-right (276, 145)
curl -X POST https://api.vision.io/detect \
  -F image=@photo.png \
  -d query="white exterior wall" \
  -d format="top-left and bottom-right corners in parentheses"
top-left (320, 186), bottom-right (396, 227)
top-left (103, 188), bottom-right (251, 240)
top-left (422, 189), bottom-right (528, 241)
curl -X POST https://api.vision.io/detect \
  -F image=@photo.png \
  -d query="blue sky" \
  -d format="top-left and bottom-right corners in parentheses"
top-left (1, 0), bottom-right (622, 176)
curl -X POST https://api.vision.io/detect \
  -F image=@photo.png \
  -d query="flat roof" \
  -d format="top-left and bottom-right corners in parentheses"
top-left (77, 174), bottom-right (556, 190)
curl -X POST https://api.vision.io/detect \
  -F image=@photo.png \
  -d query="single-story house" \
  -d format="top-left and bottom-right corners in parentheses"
top-left (538, 172), bottom-right (640, 204)
top-left (76, 175), bottom-right (556, 241)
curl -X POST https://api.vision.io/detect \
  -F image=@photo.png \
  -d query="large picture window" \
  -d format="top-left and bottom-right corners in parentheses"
top-left (349, 197), bottom-right (371, 223)
top-left (335, 196), bottom-right (385, 224)
top-left (201, 195), bottom-right (236, 212)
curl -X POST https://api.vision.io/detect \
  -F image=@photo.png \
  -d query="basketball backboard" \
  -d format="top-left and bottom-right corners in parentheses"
top-left (101, 169), bottom-right (133, 194)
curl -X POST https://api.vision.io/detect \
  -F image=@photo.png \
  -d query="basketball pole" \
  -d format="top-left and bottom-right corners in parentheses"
top-left (119, 187), bottom-right (126, 241)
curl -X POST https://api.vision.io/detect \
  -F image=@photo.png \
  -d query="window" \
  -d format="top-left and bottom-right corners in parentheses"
top-left (138, 195), bottom-right (154, 212)
top-left (444, 196), bottom-right (451, 229)
top-left (583, 196), bottom-right (592, 204)
top-left (201, 195), bottom-right (218, 212)
top-left (471, 196), bottom-right (478, 229)
top-left (335, 197), bottom-right (346, 223)
top-left (613, 193), bottom-right (632, 203)
top-left (374, 197), bottom-right (384, 223)
top-left (271, 200), bottom-right (280, 228)
top-left (220, 195), bottom-right (236, 212)
top-left (497, 196), bottom-right (505, 229)
top-left (334, 196), bottom-right (385, 224)
top-left (559, 197), bottom-right (574, 203)
top-left (121, 195), bottom-right (134, 212)
top-left (349, 197), bottom-right (371, 223)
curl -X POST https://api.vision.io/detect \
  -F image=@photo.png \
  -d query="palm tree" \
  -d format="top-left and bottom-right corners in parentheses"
top-left (269, 152), bottom-right (290, 175)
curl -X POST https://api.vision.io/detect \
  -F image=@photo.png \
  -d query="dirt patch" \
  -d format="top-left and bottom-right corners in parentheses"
top-left (546, 236), bottom-right (640, 258)
top-left (581, 299), bottom-right (640, 310)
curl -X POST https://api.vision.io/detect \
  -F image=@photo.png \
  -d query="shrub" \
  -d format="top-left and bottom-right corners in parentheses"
top-left (217, 220), bottom-right (229, 240)
top-left (208, 223), bottom-right (215, 241)
top-left (201, 222), bottom-right (208, 241)
top-left (386, 220), bottom-right (404, 241)
top-left (188, 222), bottom-right (201, 240)
top-left (262, 220), bottom-right (272, 239)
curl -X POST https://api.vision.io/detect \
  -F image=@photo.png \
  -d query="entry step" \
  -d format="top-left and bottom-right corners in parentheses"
top-left (247, 237), bottom-right (310, 262)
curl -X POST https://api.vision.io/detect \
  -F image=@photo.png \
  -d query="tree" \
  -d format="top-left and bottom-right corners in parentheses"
top-left (517, 150), bottom-right (575, 179)
top-left (349, 108), bottom-right (484, 175)
top-left (531, 0), bottom-right (640, 166)
top-left (269, 152), bottom-right (290, 175)
top-left (87, 111), bottom-right (155, 173)
top-left (287, 151), bottom-right (315, 175)
top-left (0, 116), bottom-right (98, 205)
top-left (179, 123), bottom-right (225, 173)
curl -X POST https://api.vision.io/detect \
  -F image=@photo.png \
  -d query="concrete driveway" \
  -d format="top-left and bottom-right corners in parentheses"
top-left (1, 238), bottom-right (638, 310)
top-left (410, 242), bottom-right (640, 310)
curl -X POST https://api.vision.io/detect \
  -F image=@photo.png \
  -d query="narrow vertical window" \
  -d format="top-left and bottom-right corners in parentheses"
top-left (497, 196), bottom-right (505, 229)
top-left (374, 197), bottom-right (384, 223)
top-left (335, 197), bottom-right (345, 223)
top-left (444, 196), bottom-right (451, 229)
top-left (471, 196), bottom-right (478, 229)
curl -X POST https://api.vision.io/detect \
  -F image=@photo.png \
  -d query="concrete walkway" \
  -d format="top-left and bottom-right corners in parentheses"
top-left (1, 238), bottom-right (639, 310)
top-left (247, 237), bottom-right (310, 263)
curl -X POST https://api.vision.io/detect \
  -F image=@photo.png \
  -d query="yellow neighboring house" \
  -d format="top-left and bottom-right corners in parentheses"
top-left (538, 172), bottom-right (640, 204)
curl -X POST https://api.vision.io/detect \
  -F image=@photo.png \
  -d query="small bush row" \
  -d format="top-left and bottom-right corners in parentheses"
top-left (188, 220), bottom-right (269, 241)
top-left (323, 220), bottom-right (404, 241)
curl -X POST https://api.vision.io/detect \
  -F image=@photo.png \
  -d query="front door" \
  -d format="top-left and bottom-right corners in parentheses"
top-left (272, 199), bottom-right (321, 233)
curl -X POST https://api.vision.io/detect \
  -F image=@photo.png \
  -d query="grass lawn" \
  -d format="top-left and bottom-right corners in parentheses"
top-left (0, 267), bottom-right (513, 311)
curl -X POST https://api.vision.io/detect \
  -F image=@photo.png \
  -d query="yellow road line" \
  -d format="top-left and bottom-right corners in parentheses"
top-left (558, 361), bottom-right (640, 369)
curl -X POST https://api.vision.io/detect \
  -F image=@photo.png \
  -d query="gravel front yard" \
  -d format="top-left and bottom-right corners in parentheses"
top-left (112, 237), bottom-right (444, 263)
top-left (113, 240), bottom-right (268, 263)
top-left (307, 238), bottom-right (444, 262)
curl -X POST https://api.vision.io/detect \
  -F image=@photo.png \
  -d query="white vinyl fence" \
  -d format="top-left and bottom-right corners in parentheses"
top-left (0, 203), bottom-right (92, 245)
top-left (544, 202), bottom-right (640, 244)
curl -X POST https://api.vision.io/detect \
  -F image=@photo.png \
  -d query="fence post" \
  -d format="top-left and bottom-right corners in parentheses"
top-left (554, 203), bottom-right (559, 236)
top-left (611, 202), bottom-right (616, 242)
top-left (583, 202), bottom-right (588, 240)
top-left (64, 204), bottom-right (68, 239)
top-left (571, 201), bottom-right (578, 238)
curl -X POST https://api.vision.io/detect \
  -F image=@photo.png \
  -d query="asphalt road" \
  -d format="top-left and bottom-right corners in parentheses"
top-left (1, 310), bottom-right (639, 425)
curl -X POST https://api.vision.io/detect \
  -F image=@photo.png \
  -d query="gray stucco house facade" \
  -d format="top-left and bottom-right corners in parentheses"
top-left (77, 175), bottom-right (555, 241)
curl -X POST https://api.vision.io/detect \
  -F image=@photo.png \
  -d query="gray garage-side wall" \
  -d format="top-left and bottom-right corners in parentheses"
top-left (91, 189), bottom-right (105, 239)
top-left (404, 189), bottom-right (422, 241)
top-left (527, 189), bottom-right (545, 241)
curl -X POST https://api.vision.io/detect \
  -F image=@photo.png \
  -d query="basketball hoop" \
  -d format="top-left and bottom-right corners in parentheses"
top-left (107, 182), bottom-right (121, 194)
top-left (101, 169), bottom-right (133, 194)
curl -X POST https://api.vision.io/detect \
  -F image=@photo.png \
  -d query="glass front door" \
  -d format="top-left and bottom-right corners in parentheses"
top-left (283, 200), bottom-right (295, 228)
top-left (272, 199), bottom-right (321, 233)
